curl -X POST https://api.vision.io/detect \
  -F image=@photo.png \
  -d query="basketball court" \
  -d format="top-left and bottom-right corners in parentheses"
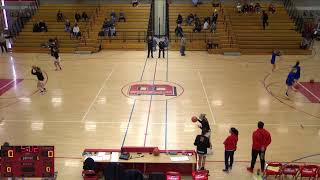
top-left (0, 42), bottom-right (320, 179)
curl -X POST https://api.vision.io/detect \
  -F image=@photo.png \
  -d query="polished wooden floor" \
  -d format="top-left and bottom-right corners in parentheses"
top-left (0, 42), bottom-right (320, 180)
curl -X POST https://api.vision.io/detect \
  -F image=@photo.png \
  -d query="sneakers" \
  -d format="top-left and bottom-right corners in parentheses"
top-left (246, 167), bottom-right (254, 173)
top-left (285, 92), bottom-right (289, 96)
top-left (222, 169), bottom-right (229, 173)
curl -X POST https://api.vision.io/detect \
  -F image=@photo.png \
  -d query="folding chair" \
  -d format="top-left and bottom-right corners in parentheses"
top-left (299, 165), bottom-right (318, 179)
top-left (166, 171), bottom-right (181, 180)
top-left (82, 170), bottom-right (98, 180)
top-left (192, 170), bottom-right (209, 180)
top-left (282, 164), bottom-right (300, 179)
top-left (263, 162), bottom-right (282, 179)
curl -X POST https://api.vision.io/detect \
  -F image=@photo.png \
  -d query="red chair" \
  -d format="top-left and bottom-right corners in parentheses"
top-left (166, 171), bottom-right (181, 180)
top-left (282, 164), bottom-right (300, 179)
top-left (263, 162), bottom-right (282, 179)
top-left (82, 170), bottom-right (98, 180)
top-left (299, 165), bottom-right (318, 179)
top-left (192, 170), bottom-right (209, 180)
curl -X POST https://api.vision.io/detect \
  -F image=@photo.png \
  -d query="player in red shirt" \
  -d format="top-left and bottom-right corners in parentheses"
top-left (222, 127), bottom-right (239, 172)
top-left (247, 121), bottom-right (272, 173)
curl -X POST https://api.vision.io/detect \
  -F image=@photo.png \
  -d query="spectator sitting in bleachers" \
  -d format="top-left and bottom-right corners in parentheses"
top-left (176, 14), bottom-right (183, 25)
top-left (57, 10), bottom-right (64, 22)
top-left (82, 11), bottom-right (89, 21)
top-left (203, 20), bottom-right (209, 30)
top-left (255, 3), bottom-right (261, 14)
top-left (268, 3), bottom-right (276, 14)
top-left (175, 24), bottom-right (183, 37)
top-left (300, 37), bottom-right (310, 49)
top-left (210, 22), bottom-right (216, 33)
top-left (119, 11), bottom-right (126, 22)
top-left (75, 12), bottom-right (81, 22)
top-left (249, 3), bottom-right (254, 13)
top-left (65, 19), bottom-right (71, 32)
top-left (33, 22), bottom-right (40, 32)
top-left (110, 25), bottom-right (116, 37)
top-left (242, 2), bottom-right (249, 13)
top-left (194, 20), bottom-right (202, 32)
top-left (103, 18), bottom-right (113, 35)
top-left (132, 0), bottom-right (139, 7)
top-left (110, 10), bottom-right (116, 19)
top-left (192, 0), bottom-right (199, 7)
top-left (186, 13), bottom-right (194, 25)
top-left (72, 23), bottom-right (81, 39)
top-left (194, 14), bottom-right (199, 23)
top-left (236, 3), bottom-right (242, 13)
top-left (110, 10), bottom-right (117, 24)
top-left (38, 20), bottom-right (48, 32)
top-left (211, 9), bottom-right (218, 24)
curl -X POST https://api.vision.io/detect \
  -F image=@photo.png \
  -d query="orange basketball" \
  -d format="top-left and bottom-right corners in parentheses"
top-left (191, 116), bottom-right (198, 123)
top-left (310, 79), bottom-right (315, 83)
top-left (153, 147), bottom-right (160, 156)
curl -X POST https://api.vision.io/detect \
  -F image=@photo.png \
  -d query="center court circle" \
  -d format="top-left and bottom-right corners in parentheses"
top-left (121, 80), bottom-right (184, 101)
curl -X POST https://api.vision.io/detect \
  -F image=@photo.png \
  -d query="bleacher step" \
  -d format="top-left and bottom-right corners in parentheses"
top-left (75, 51), bottom-right (92, 54)
top-left (223, 51), bottom-right (241, 56)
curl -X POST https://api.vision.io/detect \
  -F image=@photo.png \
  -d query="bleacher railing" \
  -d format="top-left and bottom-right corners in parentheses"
top-left (169, 31), bottom-right (214, 43)
top-left (148, 0), bottom-right (155, 36)
top-left (223, 13), bottom-right (237, 48)
top-left (100, 31), bottom-right (147, 43)
top-left (165, 0), bottom-right (169, 37)
top-left (282, 0), bottom-right (304, 32)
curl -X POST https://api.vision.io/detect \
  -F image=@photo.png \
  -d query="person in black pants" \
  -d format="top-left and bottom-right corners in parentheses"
top-left (147, 36), bottom-right (153, 58)
top-left (222, 128), bottom-right (239, 172)
top-left (31, 66), bottom-right (46, 95)
top-left (0, 33), bottom-right (8, 53)
top-left (262, 10), bottom-right (269, 30)
top-left (158, 40), bottom-right (165, 58)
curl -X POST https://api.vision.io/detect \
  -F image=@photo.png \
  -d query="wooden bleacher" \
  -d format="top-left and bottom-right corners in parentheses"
top-left (87, 4), bottom-right (150, 50)
top-left (223, 4), bottom-right (312, 55)
top-left (13, 4), bottom-right (97, 53)
top-left (169, 4), bottom-right (224, 52)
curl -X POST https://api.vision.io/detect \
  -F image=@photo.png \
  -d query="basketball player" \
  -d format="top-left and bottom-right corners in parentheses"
top-left (285, 68), bottom-right (297, 97)
top-left (52, 48), bottom-right (62, 71)
top-left (194, 132), bottom-right (211, 170)
top-left (270, 50), bottom-right (281, 72)
top-left (197, 114), bottom-right (211, 138)
top-left (293, 61), bottom-right (301, 83)
top-left (31, 66), bottom-right (46, 94)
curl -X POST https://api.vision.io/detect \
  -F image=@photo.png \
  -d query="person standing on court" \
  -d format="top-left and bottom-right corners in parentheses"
top-left (285, 68), bottom-right (297, 97)
top-left (222, 127), bottom-right (239, 172)
top-left (0, 32), bottom-right (8, 53)
top-left (194, 131), bottom-right (211, 170)
top-left (180, 35), bottom-right (186, 56)
top-left (147, 36), bottom-right (153, 58)
top-left (247, 121), bottom-right (271, 173)
top-left (262, 10), bottom-right (269, 30)
top-left (270, 49), bottom-right (281, 72)
top-left (158, 40), bottom-right (165, 58)
top-left (293, 61), bottom-right (301, 83)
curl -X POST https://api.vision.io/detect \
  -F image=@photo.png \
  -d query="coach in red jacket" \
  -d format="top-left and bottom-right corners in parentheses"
top-left (247, 121), bottom-right (271, 173)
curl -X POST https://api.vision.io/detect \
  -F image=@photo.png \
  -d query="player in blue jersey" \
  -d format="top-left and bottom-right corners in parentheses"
top-left (293, 61), bottom-right (301, 83)
top-left (285, 68), bottom-right (297, 96)
top-left (270, 50), bottom-right (281, 72)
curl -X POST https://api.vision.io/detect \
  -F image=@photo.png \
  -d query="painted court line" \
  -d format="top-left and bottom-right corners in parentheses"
top-left (143, 59), bottom-right (158, 147)
top-left (81, 67), bottom-right (115, 122)
top-left (121, 56), bottom-right (149, 147)
top-left (298, 82), bottom-right (320, 103)
top-left (198, 71), bottom-right (216, 125)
